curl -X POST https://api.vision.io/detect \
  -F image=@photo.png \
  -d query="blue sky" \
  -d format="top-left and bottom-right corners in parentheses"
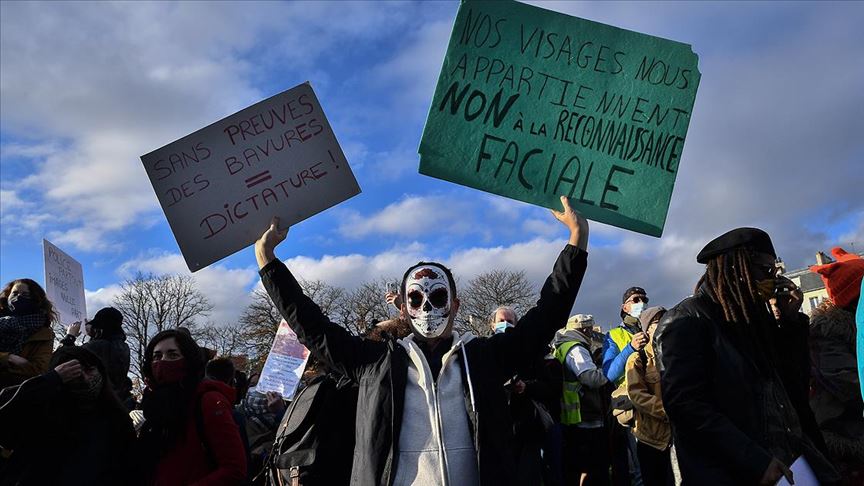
top-left (1, 1), bottom-right (862, 329)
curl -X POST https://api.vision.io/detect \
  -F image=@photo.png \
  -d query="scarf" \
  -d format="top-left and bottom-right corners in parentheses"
top-left (0, 314), bottom-right (47, 353)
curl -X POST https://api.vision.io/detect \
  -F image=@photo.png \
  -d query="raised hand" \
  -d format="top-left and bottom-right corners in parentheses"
top-left (67, 321), bottom-right (82, 338)
top-left (550, 196), bottom-right (589, 250)
top-left (255, 216), bottom-right (289, 269)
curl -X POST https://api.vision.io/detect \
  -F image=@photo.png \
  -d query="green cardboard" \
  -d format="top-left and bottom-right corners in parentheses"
top-left (419, 0), bottom-right (700, 237)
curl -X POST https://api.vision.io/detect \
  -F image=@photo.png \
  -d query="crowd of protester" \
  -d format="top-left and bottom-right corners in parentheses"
top-left (1, 201), bottom-right (862, 485)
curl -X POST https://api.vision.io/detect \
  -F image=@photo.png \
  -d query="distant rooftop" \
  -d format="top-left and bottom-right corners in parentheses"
top-left (781, 249), bottom-right (863, 293)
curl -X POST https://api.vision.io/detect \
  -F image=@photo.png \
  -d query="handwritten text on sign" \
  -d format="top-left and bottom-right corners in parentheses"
top-left (141, 83), bottom-right (361, 272)
top-left (419, 0), bottom-right (700, 237)
top-left (42, 239), bottom-right (86, 326)
top-left (256, 320), bottom-right (310, 400)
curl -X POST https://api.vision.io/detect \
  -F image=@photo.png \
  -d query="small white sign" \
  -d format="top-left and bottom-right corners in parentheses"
top-left (42, 239), bottom-right (86, 326)
top-left (256, 320), bottom-right (310, 400)
top-left (141, 82), bottom-right (361, 272)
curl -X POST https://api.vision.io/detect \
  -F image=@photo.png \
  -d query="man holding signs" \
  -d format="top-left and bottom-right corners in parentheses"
top-left (420, 0), bottom-right (700, 237)
top-left (255, 196), bottom-right (588, 486)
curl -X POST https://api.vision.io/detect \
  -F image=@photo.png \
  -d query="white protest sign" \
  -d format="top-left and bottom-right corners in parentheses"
top-left (141, 82), bottom-right (361, 272)
top-left (42, 239), bottom-right (86, 326)
top-left (256, 320), bottom-right (310, 399)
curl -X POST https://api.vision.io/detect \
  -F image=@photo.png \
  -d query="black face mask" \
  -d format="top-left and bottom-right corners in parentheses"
top-left (7, 295), bottom-right (38, 316)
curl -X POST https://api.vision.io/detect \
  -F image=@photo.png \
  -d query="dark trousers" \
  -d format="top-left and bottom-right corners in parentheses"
top-left (610, 422), bottom-right (642, 486)
top-left (563, 425), bottom-right (610, 486)
top-left (635, 441), bottom-right (672, 486)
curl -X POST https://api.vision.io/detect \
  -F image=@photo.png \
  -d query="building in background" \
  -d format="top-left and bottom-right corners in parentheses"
top-left (779, 249), bottom-right (863, 315)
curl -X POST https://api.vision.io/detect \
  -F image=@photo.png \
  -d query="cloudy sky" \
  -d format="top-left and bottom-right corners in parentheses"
top-left (1, 1), bottom-right (862, 330)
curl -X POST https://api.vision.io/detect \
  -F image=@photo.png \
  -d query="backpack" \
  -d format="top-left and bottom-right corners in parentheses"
top-left (258, 373), bottom-right (358, 486)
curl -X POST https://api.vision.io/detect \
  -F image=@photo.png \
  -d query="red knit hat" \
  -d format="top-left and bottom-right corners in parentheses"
top-left (810, 247), bottom-right (864, 309)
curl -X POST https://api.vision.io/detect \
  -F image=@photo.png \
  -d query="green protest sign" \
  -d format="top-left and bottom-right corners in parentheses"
top-left (419, 0), bottom-right (700, 237)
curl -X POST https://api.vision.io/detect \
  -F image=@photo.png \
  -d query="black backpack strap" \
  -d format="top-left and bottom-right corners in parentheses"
top-left (195, 393), bottom-right (218, 469)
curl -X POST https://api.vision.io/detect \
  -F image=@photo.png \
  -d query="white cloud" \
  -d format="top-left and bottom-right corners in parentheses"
top-left (114, 252), bottom-right (259, 325)
top-left (338, 195), bottom-right (474, 239)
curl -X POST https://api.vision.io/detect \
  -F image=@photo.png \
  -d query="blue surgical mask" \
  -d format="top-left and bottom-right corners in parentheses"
top-left (627, 302), bottom-right (645, 319)
top-left (493, 321), bottom-right (513, 334)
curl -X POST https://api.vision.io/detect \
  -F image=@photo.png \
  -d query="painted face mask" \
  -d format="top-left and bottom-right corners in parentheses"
top-left (627, 302), bottom-right (645, 319)
top-left (493, 321), bottom-right (513, 334)
top-left (404, 265), bottom-right (452, 338)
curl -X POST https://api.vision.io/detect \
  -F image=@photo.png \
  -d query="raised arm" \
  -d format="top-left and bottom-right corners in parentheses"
top-left (255, 218), bottom-right (384, 380)
top-left (490, 197), bottom-right (589, 376)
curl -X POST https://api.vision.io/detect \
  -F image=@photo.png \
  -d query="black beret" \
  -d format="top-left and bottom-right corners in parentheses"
top-left (696, 227), bottom-right (776, 264)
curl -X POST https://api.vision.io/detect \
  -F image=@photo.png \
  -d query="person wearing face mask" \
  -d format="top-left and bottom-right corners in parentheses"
top-left (603, 287), bottom-right (649, 486)
top-left (254, 196), bottom-right (589, 486)
top-left (0, 278), bottom-right (58, 389)
top-left (654, 228), bottom-right (839, 485)
top-left (60, 307), bottom-right (134, 409)
top-left (0, 346), bottom-right (135, 485)
top-left (135, 329), bottom-right (246, 486)
top-left (488, 306), bottom-right (561, 486)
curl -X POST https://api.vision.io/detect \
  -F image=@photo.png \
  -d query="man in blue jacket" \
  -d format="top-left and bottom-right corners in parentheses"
top-left (603, 287), bottom-right (649, 485)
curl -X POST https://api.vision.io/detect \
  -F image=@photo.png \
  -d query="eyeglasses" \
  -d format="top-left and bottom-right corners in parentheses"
top-left (630, 296), bottom-right (649, 304)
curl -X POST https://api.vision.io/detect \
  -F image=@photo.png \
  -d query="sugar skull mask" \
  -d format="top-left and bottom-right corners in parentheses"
top-left (403, 265), bottom-right (453, 339)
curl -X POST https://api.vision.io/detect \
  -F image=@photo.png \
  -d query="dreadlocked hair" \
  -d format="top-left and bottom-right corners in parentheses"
top-left (695, 248), bottom-right (766, 324)
top-left (695, 248), bottom-right (777, 372)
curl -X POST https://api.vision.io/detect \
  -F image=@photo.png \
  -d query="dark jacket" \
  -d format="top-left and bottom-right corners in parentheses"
top-left (656, 284), bottom-right (838, 485)
top-left (260, 245), bottom-right (587, 486)
top-left (61, 330), bottom-right (132, 401)
top-left (0, 371), bottom-right (135, 486)
top-left (809, 304), bottom-right (864, 472)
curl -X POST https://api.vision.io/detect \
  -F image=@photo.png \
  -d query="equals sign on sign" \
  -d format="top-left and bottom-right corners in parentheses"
top-left (245, 170), bottom-right (272, 188)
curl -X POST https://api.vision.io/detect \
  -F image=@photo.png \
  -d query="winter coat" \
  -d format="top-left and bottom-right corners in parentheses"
top-left (552, 328), bottom-right (608, 425)
top-left (0, 370), bottom-right (135, 486)
top-left (150, 379), bottom-right (247, 486)
top-left (259, 245), bottom-right (587, 486)
top-left (61, 330), bottom-right (132, 400)
top-left (0, 326), bottom-right (54, 388)
top-left (809, 303), bottom-right (864, 471)
top-left (625, 342), bottom-right (670, 450)
top-left (656, 284), bottom-right (838, 485)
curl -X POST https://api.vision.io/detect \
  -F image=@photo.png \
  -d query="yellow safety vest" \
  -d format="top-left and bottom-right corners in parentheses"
top-left (607, 327), bottom-right (635, 386)
top-left (554, 340), bottom-right (585, 425)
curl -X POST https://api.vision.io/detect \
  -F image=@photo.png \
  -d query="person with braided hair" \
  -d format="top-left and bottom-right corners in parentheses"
top-left (654, 228), bottom-right (840, 485)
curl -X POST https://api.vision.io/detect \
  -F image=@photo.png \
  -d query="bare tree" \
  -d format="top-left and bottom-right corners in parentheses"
top-left (196, 322), bottom-right (251, 359)
top-left (113, 272), bottom-right (212, 382)
top-left (456, 269), bottom-right (538, 336)
top-left (239, 280), bottom-right (351, 372)
top-left (237, 288), bottom-right (284, 373)
top-left (337, 279), bottom-right (397, 335)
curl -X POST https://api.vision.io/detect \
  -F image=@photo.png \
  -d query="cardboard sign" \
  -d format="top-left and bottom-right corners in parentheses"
top-left (42, 239), bottom-right (86, 326)
top-left (256, 320), bottom-right (310, 399)
top-left (419, 0), bottom-right (700, 237)
top-left (141, 82), bottom-right (361, 271)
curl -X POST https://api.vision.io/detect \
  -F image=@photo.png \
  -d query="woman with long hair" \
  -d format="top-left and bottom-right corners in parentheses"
top-left (0, 278), bottom-right (59, 388)
top-left (0, 346), bottom-right (135, 485)
top-left (137, 329), bottom-right (246, 485)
